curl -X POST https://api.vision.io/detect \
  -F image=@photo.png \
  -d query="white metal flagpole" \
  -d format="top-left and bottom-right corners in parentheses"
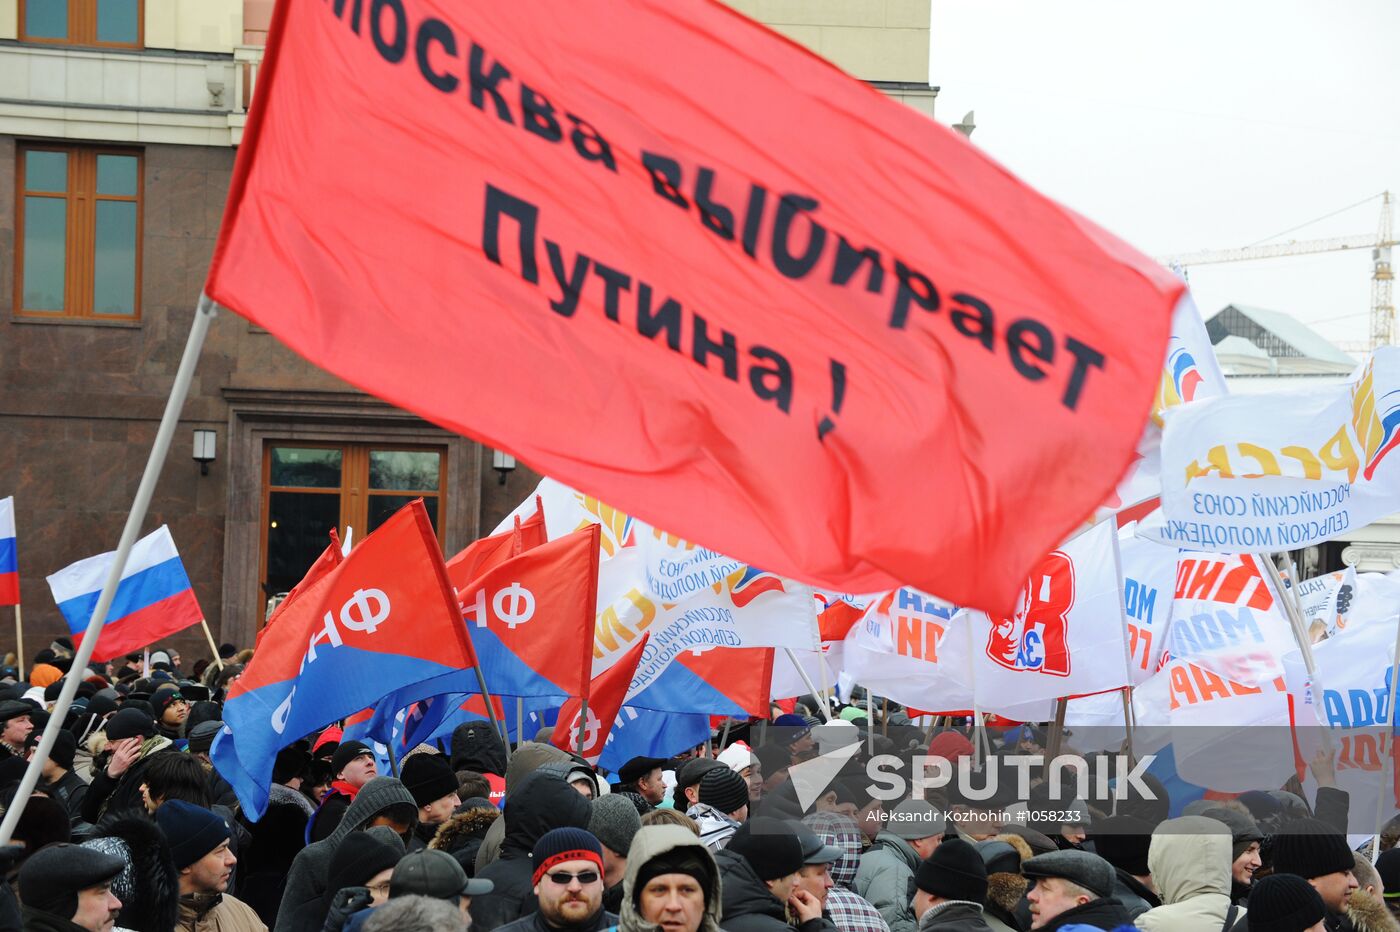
top-left (0, 295), bottom-right (217, 846)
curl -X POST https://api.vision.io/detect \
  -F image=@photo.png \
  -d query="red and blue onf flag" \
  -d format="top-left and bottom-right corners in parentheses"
top-left (45, 525), bottom-right (201, 661)
top-left (0, 497), bottom-right (18, 606)
top-left (213, 500), bottom-right (477, 819)
top-left (627, 646), bottom-right (773, 719)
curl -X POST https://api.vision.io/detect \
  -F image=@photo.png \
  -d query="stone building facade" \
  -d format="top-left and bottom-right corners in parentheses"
top-left (0, 0), bottom-right (936, 660)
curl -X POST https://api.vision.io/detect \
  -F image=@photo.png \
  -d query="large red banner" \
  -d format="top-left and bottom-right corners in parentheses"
top-left (205, 0), bottom-right (1182, 613)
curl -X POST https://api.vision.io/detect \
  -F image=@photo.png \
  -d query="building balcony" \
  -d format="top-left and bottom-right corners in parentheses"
top-left (0, 39), bottom-right (264, 147)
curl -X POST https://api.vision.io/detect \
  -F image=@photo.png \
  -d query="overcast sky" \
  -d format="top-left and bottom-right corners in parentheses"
top-left (929, 0), bottom-right (1400, 351)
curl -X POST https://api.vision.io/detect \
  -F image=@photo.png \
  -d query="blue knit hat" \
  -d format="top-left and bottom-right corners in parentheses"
top-left (155, 800), bottom-right (230, 869)
top-left (531, 827), bottom-right (603, 886)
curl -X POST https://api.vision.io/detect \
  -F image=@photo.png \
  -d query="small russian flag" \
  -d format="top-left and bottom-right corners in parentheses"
top-left (0, 497), bottom-right (18, 606)
top-left (46, 525), bottom-right (203, 662)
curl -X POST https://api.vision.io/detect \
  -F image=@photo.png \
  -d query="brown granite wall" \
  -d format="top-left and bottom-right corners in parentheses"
top-left (0, 138), bottom-right (497, 669)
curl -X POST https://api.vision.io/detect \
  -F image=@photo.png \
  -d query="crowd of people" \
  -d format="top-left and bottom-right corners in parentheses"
top-left (1, 641), bottom-right (1399, 932)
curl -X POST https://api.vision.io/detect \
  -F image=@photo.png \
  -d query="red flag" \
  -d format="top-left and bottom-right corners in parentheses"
top-left (555, 633), bottom-right (650, 763)
top-left (457, 525), bottom-right (599, 698)
top-left (232, 500), bottom-right (478, 712)
top-left (256, 529), bottom-right (343, 649)
top-left (205, 0), bottom-right (1181, 614)
top-left (446, 502), bottom-right (547, 590)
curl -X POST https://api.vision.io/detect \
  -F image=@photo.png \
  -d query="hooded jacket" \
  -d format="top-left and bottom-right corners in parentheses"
top-left (474, 743), bottom-right (575, 875)
top-left (274, 779), bottom-right (416, 932)
top-left (430, 805), bottom-right (500, 875)
top-left (619, 825), bottom-right (722, 932)
top-left (451, 719), bottom-right (508, 776)
top-left (715, 847), bottom-right (837, 932)
top-left (854, 832), bottom-right (922, 932)
top-left (470, 772), bottom-right (595, 932)
top-left (1134, 816), bottom-right (1244, 932)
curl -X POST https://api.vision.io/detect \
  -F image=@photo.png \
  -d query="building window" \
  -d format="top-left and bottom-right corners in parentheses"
top-left (21, 0), bottom-right (143, 48)
top-left (16, 145), bottom-right (142, 320)
top-left (260, 443), bottom-right (446, 607)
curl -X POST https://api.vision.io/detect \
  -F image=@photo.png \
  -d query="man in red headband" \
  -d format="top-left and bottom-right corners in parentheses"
top-left (497, 828), bottom-right (618, 932)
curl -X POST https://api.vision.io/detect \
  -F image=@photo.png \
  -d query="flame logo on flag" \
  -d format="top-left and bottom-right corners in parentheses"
top-left (1352, 361), bottom-right (1400, 481)
top-left (573, 494), bottom-right (635, 556)
top-left (1151, 343), bottom-right (1206, 426)
top-left (714, 566), bottom-right (787, 608)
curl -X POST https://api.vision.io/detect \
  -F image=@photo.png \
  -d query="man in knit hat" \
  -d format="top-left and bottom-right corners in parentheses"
top-left (1021, 849), bottom-right (1132, 930)
top-left (686, 768), bottom-right (749, 851)
top-left (715, 817), bottom-right (833, 932)
top-left (496, 828), bottom-right (617, 932)
top-left (154, 800), bottom-right (266, 932)
top-left (1271, 818), bottom-right (1360, 930)
top-left (589, 795), bottom-right (641, 913)
top-left (401, 753), bottom-right (461, 846)
top-left (620, 825), bottom-right (721, 932)
top-left (1246, 873), bottom-right (1328, 932)
top-left (673, 758), bottom-right (726, 812)
top-left (151, 686), bottom-right (189, 745)
top-left (308, 741), bottom-right (382, 843)
top-left (17, 843), bottom-right (124, 932)
top-left (910, 836), bottom-right (992, 930)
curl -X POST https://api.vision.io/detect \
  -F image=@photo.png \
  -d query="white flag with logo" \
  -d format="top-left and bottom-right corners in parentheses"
top-left (1095, 294), bottom-right (1229, 522)
top-left (965, 520), bottom-right (1131, 708)
top-left (499, 480), bottom-right (820, 682)
top-left (1118, 525), bottom-right (1177, 684)
top-left (1147, 348), bottom-right (1400, 553)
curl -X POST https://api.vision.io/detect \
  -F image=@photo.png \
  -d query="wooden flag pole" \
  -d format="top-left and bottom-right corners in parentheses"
top-left (0, 295), bottom-right (217, 847)
top-left (199, 618), bottom-right (225, 670)
top-left (14, 605), bottom-right (23, 681)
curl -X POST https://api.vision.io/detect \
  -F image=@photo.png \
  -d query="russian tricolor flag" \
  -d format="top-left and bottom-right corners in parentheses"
top-left (0, 497), bottom-right (18, 606)
top-left (46, 525), bottom-right (202, 662)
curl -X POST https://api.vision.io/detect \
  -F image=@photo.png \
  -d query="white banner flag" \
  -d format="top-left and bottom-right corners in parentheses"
top-left (1148, 348), bottom-right (1397, 553)
top-left (1095, 294), bottom-right (1229, 522)
top-left (965, 520), bottom-right (1131, 707)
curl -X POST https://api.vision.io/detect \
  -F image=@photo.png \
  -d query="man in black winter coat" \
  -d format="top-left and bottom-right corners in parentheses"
top-left (495, 828), bottom-right (618, 932)
top-left (715, 817), bottom-right (836, 932)
top-left (469, 773), bottom-right (594, 932)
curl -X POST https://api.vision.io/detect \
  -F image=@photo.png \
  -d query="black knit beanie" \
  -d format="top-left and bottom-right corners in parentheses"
top-left (1089, 815), bottom-right (1154, 876)
top-left (632, 848), bottom-right (713, 907)
top-left (401, 753), bottom-right (458, 809)
top-left (1270, 817), bottom-right (1354, 880)
top-left (1246, 873), bottom-right (1326, 932)
top-left (698, 767), bottom-right (748, 815)
top-left (915, 837), bottom-right (988, 904)
top-left (728, 817), bottom-right (803, 881)
top-left (325, 831), bottom-right (403, 906)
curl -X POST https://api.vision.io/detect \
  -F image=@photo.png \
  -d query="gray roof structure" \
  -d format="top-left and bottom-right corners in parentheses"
top-left (1206, 304), bottom-right (1356, 367)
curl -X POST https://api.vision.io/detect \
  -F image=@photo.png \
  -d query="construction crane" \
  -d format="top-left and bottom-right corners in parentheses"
top-left (1157, 192), bottom-right (1395, 348)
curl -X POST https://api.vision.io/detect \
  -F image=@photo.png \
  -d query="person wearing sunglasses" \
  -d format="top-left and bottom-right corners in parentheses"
top-left (496, 828), bottom-right (618, 932)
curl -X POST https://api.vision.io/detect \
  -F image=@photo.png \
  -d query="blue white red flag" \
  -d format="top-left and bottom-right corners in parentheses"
top-left (213, 500), bottom-right (475, 819)
top-left (46, 525), bottom-right (202, 661)
top-left (0, 497), bottom-right (18, 606)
